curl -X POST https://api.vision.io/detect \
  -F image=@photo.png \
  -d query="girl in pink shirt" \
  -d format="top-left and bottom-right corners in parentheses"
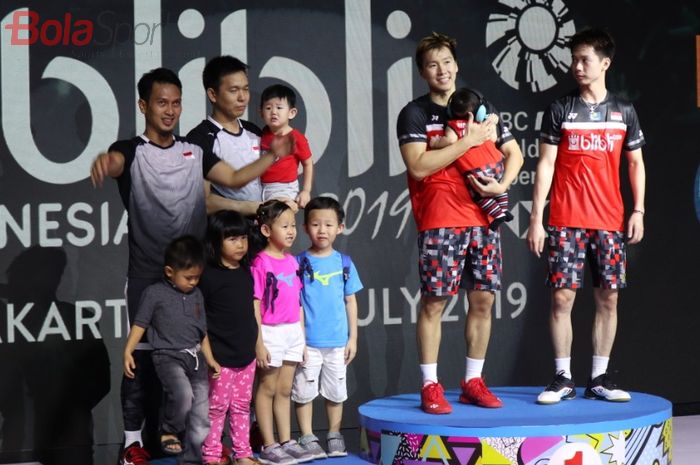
top-left (250, 200), bottom-right (312, 464)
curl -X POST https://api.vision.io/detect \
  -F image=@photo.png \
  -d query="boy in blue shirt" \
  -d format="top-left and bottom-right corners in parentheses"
top-left (292, 197), bottom-right (363, 458)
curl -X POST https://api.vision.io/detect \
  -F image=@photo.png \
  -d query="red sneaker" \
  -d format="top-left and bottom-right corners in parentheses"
top-left (120, 442), bottom-right (150, 465)
top-left (420, 381), bottom-right (452, 414)
top-left (459, 378), bottom-right (503, 408)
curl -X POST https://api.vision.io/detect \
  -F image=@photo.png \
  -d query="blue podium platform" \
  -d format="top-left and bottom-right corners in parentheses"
top-left (358, 387), bottom-right (672, 465)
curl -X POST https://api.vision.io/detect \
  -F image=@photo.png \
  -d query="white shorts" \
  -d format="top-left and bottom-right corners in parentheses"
top-left (292, 347), bottom-right (347, 403)
top-left (262, 180), bottom-right (299, 202)
top-left (261, 323), bottom-right (305, 367)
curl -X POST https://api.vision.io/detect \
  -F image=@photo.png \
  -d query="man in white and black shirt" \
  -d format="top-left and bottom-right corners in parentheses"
top-left (188, 55), bottom-right (298, 217)
top-left (90, 67), bottom-right (288, 465)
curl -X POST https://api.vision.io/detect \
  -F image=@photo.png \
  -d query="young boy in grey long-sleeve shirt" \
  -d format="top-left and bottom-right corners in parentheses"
top-left (123, 236), bottom-right (220, 464)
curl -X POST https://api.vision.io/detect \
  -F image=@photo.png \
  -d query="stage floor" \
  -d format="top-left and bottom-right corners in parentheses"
top-left (149, 387), bottom-right (677, 465)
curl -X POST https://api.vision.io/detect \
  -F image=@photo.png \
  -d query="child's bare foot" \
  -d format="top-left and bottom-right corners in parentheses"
top-left (235, 456), bottom-right (262, 465)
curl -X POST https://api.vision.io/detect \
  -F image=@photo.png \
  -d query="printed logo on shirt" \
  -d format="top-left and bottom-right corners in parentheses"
top-left (611, 111), bottom-right (623, 121)
top-left (567, 133), bottom-right (617, 152)
top-left (567, 112), bottom-right (578, 119)
top-left (183, 151), bottom-right (194, 158)
top-left (276, 272), bottom-right (297, 287)
top-left (314, 270), bottom-right (343, 286)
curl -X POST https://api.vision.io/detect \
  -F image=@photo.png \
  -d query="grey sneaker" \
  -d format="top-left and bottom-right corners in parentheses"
top-left (258, 443), bottom-right (298, 465)
top-left (281, 440), bottom-right (315, 463)
top-left (298, 434), bottom-right (327, 460)
top-left (326, 432), bottom-right (347, 458)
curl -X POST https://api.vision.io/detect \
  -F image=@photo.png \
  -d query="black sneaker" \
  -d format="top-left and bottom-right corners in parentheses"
top-left (584, 373), bottom-right (631, 402)
top-left (536, 371), bottom-right (576, 405)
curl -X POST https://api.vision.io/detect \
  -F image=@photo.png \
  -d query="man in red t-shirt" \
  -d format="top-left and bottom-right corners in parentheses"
top-left (397, 32), bottom-right (523, 414)
top-left (528, 28), bottom-right (646, 405)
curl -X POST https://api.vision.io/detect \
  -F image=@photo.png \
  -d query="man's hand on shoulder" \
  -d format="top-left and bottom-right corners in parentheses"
top-left (269, 133), bottom-right (295, 160)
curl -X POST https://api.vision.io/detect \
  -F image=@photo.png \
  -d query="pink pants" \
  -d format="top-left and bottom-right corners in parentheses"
top-left (201, 360), bottom-right (256, 463)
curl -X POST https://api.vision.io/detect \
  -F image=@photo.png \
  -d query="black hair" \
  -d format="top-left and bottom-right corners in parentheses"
top-left (260, 84), bottom-right (297, 108)
top-left (249, 200), bottom-right (294, 256)
top-left (568, 27), bottom-right (615, 60)
top-left (204, 210), bottom-right (251, 268)
top-left (164, 235), bottom-right (205, 271)
top-left (415, 31), bottom-right (457, 71)
top-left (202, 55), bottom-right (248, 92)
top-left (304, 196), bottom-right (345, 224)
top-left (448, 88), bottom-right (481, 120)
top-left (137, 67), bottom-right (182, 101)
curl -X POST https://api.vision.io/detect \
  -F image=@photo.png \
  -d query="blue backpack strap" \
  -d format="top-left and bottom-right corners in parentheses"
top-left (296, 250), bottom-right (314, 283)
top-left (341, 254), bottom-right (351, 283)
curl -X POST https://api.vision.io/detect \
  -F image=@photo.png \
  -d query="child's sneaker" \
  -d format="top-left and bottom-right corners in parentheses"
top-left (584, 373), bottom-right (631, 402)
top-left (326, 432), bottom-right (348, 457)
top-left (120, 442), bottom-right (150, 465)
top-left (281, 440), bottom-right (315, 463)
top-left (459, 377), bottom-right (503, 408)
top-left (537, 371), bottom-right (576, 404)
top-left (258, 443), bottom-right (298, 465)
top-left (420, 381), bottom-right (452, 414)
top-left (298, 434), bottom-right (327, 460)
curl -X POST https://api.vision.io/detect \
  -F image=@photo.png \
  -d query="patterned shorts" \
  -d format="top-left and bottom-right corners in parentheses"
top-left (546, 226), bottom-right (627, 289)
top-left (417, 226), bottom-right (502, 296)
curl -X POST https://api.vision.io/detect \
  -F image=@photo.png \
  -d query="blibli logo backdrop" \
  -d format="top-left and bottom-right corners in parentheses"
top-left (0, 0), bottom-right (698, 462)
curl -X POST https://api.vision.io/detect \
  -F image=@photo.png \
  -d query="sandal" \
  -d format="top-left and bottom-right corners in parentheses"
top-left (161, 435), bottom-right (183, 455)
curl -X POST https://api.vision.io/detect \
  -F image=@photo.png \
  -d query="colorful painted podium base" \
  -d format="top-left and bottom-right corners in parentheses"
top-left (359, 387), bottom-right (672, 465)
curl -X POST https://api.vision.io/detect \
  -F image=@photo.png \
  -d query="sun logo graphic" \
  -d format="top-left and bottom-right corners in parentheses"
top-left (486, 0), bottom-right (576, 92)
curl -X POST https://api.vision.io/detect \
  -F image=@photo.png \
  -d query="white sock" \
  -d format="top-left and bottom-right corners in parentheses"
top-left (420, 363), bottom-right (438, 385)
top-left (465, 357), bottom-right (484, 381)
top-left (554, 357), bottom-right (572, 379)
top-left (124, 430), bottom-right (142, 448)
top-left (591, 355), bottom-right (609, 379)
